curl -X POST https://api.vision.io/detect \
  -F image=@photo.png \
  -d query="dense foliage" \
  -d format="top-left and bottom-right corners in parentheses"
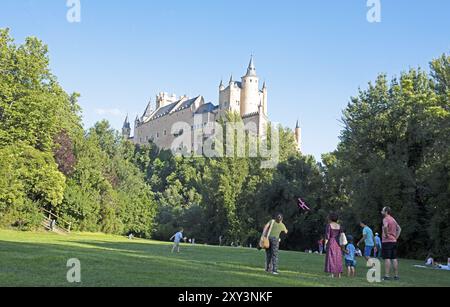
top-left (329, 59), bottom-right (450, 259)
top-left (0, 29), bottom-right (156, 235)
top-left (0, 29), bottom-right (448, 259)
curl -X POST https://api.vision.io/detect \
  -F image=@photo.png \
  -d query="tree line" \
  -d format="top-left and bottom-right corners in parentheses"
top-left (0, 29), bottom-right (448, 259)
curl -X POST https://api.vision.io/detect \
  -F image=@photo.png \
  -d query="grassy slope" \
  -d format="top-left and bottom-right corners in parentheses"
top-left (0, 230), bottom-right (448, 287)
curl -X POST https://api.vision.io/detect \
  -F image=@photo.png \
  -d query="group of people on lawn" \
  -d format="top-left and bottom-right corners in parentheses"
top-left (260, 206), bottom-right (401, 280)
top-left (169, 206), bottom-right (401, 281)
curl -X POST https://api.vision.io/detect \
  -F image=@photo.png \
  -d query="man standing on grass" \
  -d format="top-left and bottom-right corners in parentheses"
top-left (263, 214), bottom-right (288, 275)
top-left (357, 221), bottom-right (375, 260)
top-left (381, 207), bottom-right (402, 281)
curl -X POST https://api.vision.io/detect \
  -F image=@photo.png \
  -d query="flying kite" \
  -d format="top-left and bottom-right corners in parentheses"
top-left (298, 198), bottom-right (311, 212)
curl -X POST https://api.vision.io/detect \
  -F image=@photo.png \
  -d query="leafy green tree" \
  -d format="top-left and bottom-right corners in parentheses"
top-left (331, 54), bottom-right (450, 258)
top-left (0, 145), bottom-right (65, 229)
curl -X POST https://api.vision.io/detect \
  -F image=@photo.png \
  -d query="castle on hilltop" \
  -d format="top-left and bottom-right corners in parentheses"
top-left (122, 57), bottom-right (302, 153)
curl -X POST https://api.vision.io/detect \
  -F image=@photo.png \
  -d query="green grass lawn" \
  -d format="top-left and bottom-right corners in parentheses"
top-left (0, 229), bottom-right (448, 287)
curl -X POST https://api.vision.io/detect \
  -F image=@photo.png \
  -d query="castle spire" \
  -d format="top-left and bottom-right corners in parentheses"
top-left (122, 114), bottom-right (131, 139)
top-left (245, 55), bottom-right (257, 77)
top-left (123, 114), bottom-right (130, 127)
top-left (295, 119), bottom-right (302, 152)
top-left (229, 74), bottom-right (234, 84)
top-left (142, 99), bottom-right (153, 118)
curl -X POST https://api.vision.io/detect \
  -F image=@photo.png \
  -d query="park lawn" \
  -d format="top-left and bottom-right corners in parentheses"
top-left (0, 229), bottom-right (448, 287)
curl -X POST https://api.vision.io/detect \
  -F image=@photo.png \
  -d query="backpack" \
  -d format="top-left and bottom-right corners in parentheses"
top-left (259, 220), bottom-right (275, 250)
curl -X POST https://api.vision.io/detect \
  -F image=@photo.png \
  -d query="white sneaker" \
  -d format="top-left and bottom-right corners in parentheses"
top-left (272, 272), bottom-right (279, 275)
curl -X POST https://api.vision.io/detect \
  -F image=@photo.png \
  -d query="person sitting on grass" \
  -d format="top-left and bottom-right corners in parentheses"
top-left (170, 228), bottom-right (184, 253)
top-left (425, 254), bottom-right (435, 267)
top-left (344, 235), bottom-right (356, 277)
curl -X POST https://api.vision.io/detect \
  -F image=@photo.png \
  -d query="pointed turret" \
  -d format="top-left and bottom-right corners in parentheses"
top-left (219, 79), bottom-right (225, 91)
top-left (295, 120), bottom-right (302, 152)
top-left (245, 55), bottom-right (257, 77)
top-left (261, 80), bottom-right (268, 116)
top-left (122, 115), bottom-right (131, 139)
top-left (229, 74), bottom-right (234, 84)
top-left (142, 99), bottom-right (153, 120)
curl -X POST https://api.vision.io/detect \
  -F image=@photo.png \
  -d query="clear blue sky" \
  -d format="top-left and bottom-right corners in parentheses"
top-left (1, 0), bottom-right (449, 160)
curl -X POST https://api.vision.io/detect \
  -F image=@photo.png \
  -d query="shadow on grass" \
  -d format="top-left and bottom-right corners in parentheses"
top-left (3, 236), bottom-right (447, 287)
top-left (0, 240), bottom-right (325, 287)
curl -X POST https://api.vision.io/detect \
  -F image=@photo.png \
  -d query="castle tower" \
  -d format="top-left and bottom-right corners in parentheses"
top-left (156, 92), bottom-right (178, 109)
top-left (219, 75), bottom-right (241, 117)
top-left (240, 56), bottom-right (260, 116)
top-left (295, 120), bottom-right (302, 152)
top-left (122, 115), bottom-right (131, 139)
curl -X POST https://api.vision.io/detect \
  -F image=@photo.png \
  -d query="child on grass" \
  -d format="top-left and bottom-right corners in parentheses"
top-left (170, 228), bottom-right (184, 253)
top-left (344, 235), bottom-right (356, 277)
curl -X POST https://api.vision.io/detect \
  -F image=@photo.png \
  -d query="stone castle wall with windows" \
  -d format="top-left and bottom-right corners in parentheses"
top-left (122, 57), bottom-right (302, 152)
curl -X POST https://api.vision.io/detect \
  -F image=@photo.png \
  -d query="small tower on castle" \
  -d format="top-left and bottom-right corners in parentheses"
top-left (295, 120), bottom-right (302, 152)
top-left (122, 115), bottom-right (131, 139)
top-left (262, 81), bottom-right (268, 116)
top-left (218, 75), bottom-right (241, 116)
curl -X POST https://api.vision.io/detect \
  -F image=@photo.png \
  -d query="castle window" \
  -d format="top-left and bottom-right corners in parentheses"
top-left (156, 132), bottom-right (159, 138)
top-left (164, 130), bottom-right (167, 136)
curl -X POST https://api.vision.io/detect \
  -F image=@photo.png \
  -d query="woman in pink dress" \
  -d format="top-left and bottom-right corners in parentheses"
top-left (324, 212), bottom-right (343, 278)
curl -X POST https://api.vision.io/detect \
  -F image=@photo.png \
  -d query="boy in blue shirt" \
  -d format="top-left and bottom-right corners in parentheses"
top-left (170, 228), bottom-right (184, 253)
top-left (345, 235), bottom-right (356, 277)
top-left (358, 221), bottom-right (375, 260)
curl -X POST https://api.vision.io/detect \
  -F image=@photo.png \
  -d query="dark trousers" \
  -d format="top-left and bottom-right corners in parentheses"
top-left (265, 237), bottom-right (280, 273)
